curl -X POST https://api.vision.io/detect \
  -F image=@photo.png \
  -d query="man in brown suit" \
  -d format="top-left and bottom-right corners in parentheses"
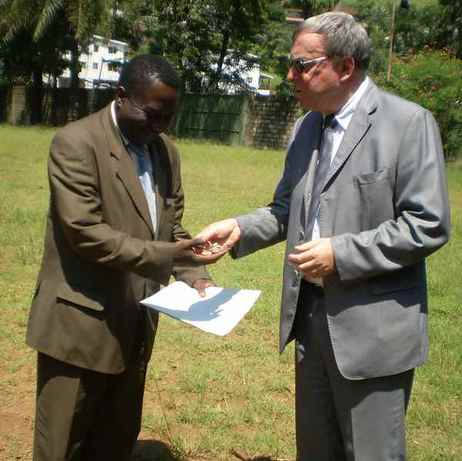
top-left (26, 55), bottom-right (222, 461)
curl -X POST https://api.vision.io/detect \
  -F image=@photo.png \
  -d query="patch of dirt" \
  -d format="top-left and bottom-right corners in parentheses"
top-left (0, 342), bottom-right (35, 460)
top-left (0, 405), bottom-right (34, 459)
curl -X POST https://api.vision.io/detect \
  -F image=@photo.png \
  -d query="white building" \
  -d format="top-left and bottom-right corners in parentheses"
top-left (52, 39), bottom-right (274, 94)
top-left (209, 54), bottom-right (274, 96)
top-left (57, 35), bottom-right (129, 88)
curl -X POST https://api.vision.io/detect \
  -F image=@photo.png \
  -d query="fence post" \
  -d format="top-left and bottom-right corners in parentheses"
top-left (239, 95), bottom-right (250, 145)
top-left (7, 84), bottom-right (30, 125)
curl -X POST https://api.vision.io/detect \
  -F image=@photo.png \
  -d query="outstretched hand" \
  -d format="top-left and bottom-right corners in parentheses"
top-left (195, 219), bottom-right (241, 252)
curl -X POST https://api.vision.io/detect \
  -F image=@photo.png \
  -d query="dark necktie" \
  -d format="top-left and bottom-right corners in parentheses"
top-left (305, 114), bottom-right (337, 238)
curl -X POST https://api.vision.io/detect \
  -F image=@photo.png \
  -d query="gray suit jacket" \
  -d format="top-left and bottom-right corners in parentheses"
top-left (27, 104), bottom-right (209, 374)
top-left (233, 81), bottom-right (450, 380)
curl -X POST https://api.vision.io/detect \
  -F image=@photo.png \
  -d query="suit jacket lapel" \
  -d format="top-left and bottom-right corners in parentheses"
top-left (322, 82), bottom-right (378, 191)
top-left (302, 114), bottom-right (323, 223)
top-left (101, 105), bottom-right (155, 237)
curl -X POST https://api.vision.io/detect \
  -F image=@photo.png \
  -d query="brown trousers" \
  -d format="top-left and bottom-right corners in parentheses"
top-left (33, 345), bottom-right (148, 461)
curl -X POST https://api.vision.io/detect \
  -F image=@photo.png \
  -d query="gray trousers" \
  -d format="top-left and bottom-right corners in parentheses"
top-left (33, 340), bottom-right (148, 461)
top-left (294, 283), bottom-right (414, 461)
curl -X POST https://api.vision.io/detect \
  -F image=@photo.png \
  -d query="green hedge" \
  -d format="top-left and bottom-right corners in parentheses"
top-left (375, 51), bottom-right (462, 160)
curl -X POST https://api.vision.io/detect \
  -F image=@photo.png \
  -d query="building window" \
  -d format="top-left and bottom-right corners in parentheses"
top-left (93, 62), bottom-right (99, 70)
top-left (108, 63), bottom-right (119, 72)
top-left (108, 46), bottom-right (117, 54)
top-left (81, 62), bottom-right (87, 69)
top-left (94, 44), bottom-right (99, 52)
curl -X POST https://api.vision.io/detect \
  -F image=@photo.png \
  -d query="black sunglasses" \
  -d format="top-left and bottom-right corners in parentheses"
top-left (288, 56), bottom-right (327, 73)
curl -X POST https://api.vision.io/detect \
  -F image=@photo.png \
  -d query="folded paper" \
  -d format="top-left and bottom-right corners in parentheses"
top-left (141, 281), bottom-right (261, 336)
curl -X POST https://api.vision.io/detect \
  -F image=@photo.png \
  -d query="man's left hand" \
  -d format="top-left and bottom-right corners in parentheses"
top-left (288, 238), bottom-right (336, 279)
top-left (192, 278), bottom-right (215, 297)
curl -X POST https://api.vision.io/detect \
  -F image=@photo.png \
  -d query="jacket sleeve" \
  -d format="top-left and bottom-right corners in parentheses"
top-left (49, 129), bottom-right (179, 284)
top-left (331, 108), bottom-right (450, 282)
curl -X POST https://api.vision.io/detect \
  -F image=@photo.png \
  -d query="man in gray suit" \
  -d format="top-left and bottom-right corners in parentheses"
top-left (196, 12), bottom-right (450, 461)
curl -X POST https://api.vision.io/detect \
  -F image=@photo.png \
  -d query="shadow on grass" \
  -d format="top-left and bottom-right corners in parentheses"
top-left (132, 439), bottom-right (184, 461)
top-left (235, 458), bottom-right (280, 461)
top-left (131, 441), bottom-right (289, 461)
top-left (231, 449), bottom-right (290, 461)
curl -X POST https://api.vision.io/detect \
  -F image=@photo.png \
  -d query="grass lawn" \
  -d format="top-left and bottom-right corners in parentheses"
top-left (0, 124), bottom-right (461, 461)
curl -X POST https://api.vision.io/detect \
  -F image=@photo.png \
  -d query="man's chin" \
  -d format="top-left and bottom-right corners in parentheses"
top-left (294, 92), bottom-right (313, 111)
top-left (297, 98), bottom-right (315, 111)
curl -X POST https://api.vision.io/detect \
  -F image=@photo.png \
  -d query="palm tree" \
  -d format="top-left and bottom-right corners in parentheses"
top-left (1, 0), bottom-right (111, 121)
top-left (1, 0), bottom-right (109, 41)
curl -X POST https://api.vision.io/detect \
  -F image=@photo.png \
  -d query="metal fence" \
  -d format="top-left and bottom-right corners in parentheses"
top-left (175, 94), bottom-right (248, 145)
top-left (3, 86), bottom-right (299, 149)
top-left (40, 87), bottom-right (116, 125)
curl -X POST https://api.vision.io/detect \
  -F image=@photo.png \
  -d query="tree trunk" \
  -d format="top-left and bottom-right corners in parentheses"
top-left (209, 31), bottom-right (230, 92)
top-left (69, 36), bottom-right (81, 120)
top-left (30, 65), bottom-right (44, 124)
top-left (301, 0), bottom-right (314, 19)
top-left (51, 75), bottom-right (59, 126)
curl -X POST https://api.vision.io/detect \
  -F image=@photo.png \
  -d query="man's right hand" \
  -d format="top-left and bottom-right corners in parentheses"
top-left (195, 219), bottom-right (241, 252)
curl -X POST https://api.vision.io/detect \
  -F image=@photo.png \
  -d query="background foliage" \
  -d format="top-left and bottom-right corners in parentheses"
top-left (377, 51), bottom-right (462, 160)
top-left (0, 0), bottom-right (461, 157)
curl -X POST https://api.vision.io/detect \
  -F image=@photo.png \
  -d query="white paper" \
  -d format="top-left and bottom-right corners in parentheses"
top-left (140, 281), bottom-right (261, 336)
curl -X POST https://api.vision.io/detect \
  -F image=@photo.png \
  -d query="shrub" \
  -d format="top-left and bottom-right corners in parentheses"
top-left (375, 50), bottom-right (462, 160)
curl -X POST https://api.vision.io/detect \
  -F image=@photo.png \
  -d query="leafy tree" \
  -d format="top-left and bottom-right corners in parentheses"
top-left (377, 50), bottom-right (462, 159)
top-left (0, 6), bottom-right (73, 122)
top-left (123, 0), bottom-right (282, 93)
top-left (284, 0), bottom-right (337, 18)
top-left (0, 0), bottom-right (112, 121)
top-left (100, 0), bottom-right (152, 51)
top-left (337, 0), bottom-right (449, 75)
top-left (435, 0), bottom-right (462, 58)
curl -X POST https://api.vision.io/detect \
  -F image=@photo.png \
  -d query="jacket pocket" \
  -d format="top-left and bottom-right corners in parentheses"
top-left (57, 283), bottom-right (105, 311)
top-left (355, 168), bottom-right (391, 185)
top-left (354, 168), bottom-right (394, 229)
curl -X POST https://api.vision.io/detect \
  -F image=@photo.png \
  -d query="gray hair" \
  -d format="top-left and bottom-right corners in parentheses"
top-left (293, 12), bottom-right (371, 72)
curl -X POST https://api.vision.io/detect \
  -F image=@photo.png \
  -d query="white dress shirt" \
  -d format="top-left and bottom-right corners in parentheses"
top-left (311, 76), bottom-right (371, 241)
top-left (305, 77), bottom-right (370, 286)
top-left (111, 101), bottom-right (157, 232)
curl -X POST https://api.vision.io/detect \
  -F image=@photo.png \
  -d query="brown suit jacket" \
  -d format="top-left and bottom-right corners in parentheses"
top-left (26, 103), bottom-right (209, 374)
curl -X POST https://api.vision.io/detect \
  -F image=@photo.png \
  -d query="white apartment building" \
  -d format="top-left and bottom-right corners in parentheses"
top-left (57, 35), bottom-right (129, 88)
top-left (53, 38), bottom-right (273, 94)
top-left (209, 54), bottom-right (274, 96)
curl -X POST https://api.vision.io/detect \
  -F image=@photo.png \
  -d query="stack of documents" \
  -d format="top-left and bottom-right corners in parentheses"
top-left (141, 281), bottom-right (261, 336)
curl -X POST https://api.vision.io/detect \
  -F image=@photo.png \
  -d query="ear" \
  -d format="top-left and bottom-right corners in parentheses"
top-left (339, 56), bottom-right (355, 82)
top-left (115, 86), bottom-right (127, 106)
